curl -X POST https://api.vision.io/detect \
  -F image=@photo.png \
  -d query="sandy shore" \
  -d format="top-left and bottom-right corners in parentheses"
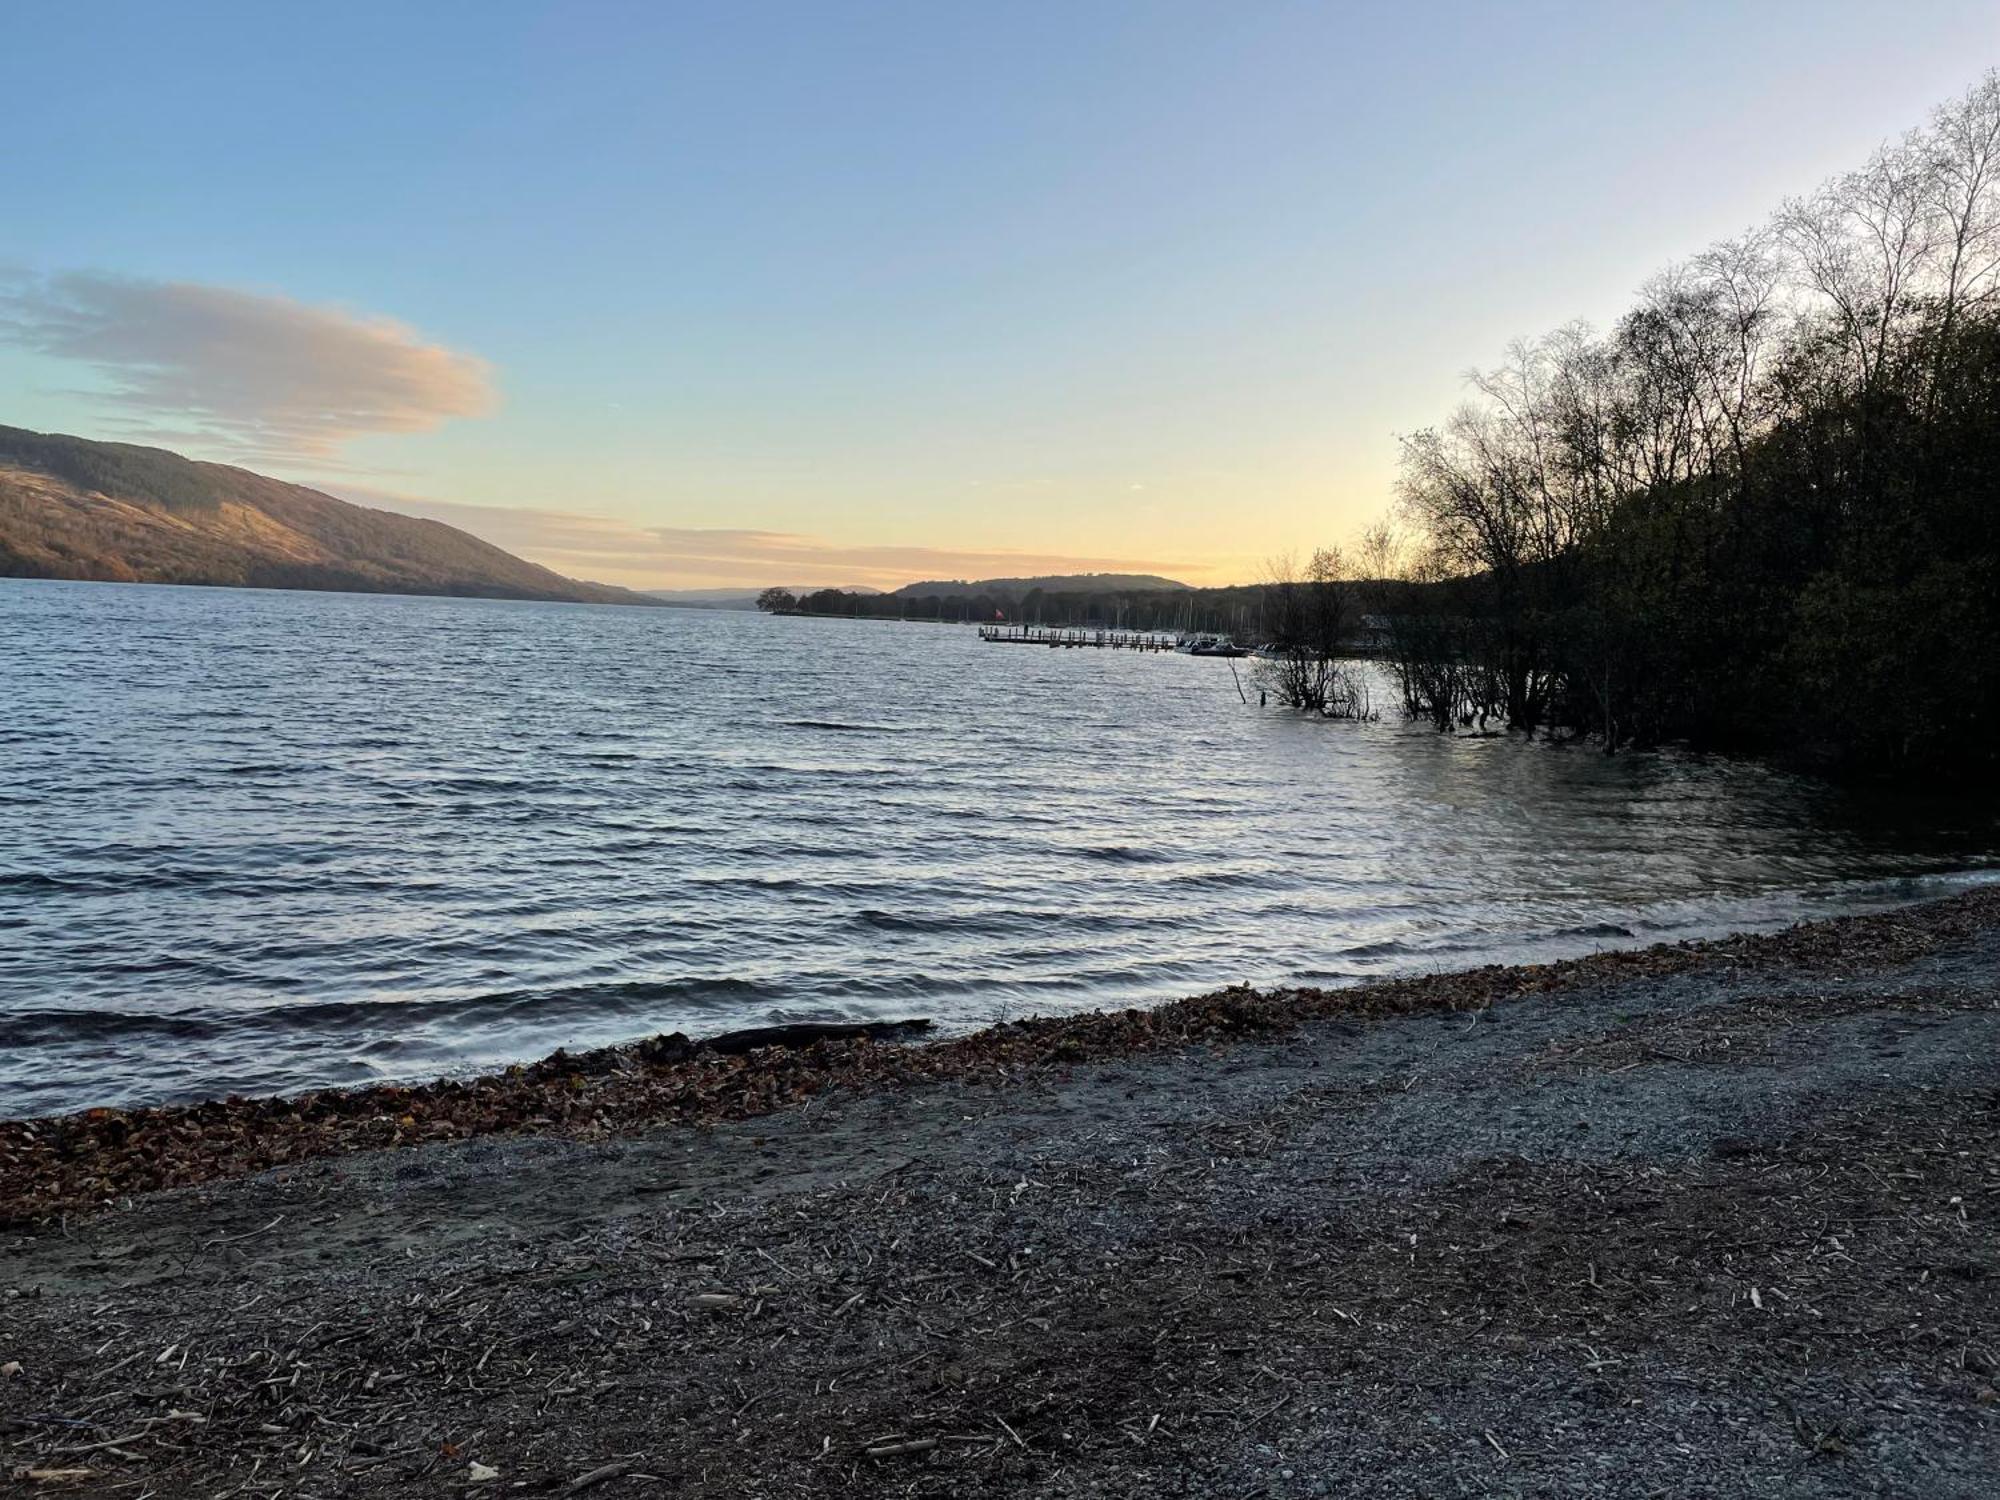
top-left (4, 892), bottom-right (1998, 1496)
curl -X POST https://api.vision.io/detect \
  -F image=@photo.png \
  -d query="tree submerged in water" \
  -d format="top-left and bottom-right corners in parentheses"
top-left (1257, 547), bottom-right (1375, 719)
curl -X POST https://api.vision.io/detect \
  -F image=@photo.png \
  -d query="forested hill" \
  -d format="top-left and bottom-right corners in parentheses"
top-left (889, 572), bottom-right (1188, 598)
top-left (0, 425), bottom-right (655, 605)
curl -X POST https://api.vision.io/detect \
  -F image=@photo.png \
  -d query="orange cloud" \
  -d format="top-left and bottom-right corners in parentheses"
top-left (344, 489), bottom-right (1206, 591)
top-left (1, 272), bottom-right (494, 462)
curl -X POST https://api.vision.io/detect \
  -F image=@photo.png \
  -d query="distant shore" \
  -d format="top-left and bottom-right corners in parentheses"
top-left (5, 889), bottom-right (1997, 1495)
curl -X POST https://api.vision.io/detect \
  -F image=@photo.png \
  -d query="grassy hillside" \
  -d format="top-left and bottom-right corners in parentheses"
top-left (0, 425), bottom-right (654, 606)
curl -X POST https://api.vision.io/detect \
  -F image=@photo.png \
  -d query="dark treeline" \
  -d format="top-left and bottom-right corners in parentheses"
top-left (756, 581), bottom-right (1288, 636)
top-left (754, 77), bottom-right (2000, 774)
top-left (1381, 72), bottom-right (2000, 777)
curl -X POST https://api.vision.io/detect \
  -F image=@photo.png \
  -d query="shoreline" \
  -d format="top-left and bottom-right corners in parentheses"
top-left (3, 884), bottom-right (1996, 1495)
top-left (6, 887), bottom-right (1999, 1229)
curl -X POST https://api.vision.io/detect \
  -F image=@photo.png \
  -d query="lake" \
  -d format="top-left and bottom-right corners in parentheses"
top-left (3, 577), bottom-right (1993, 1117)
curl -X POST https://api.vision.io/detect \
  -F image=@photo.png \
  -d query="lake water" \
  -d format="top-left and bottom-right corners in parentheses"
top-left (3, 577), bottom-right (1994, 1117)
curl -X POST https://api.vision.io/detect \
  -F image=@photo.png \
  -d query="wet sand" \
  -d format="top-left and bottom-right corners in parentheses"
top-left (4, 891), bottom-right (1998, 1496)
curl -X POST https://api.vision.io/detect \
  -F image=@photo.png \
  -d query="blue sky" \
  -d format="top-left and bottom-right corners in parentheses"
top-left (5, 1), bottom-right (1998, 586)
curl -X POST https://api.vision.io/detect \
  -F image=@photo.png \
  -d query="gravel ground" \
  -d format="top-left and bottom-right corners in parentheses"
top-left (4, 903), bottom-right (1998, 1497)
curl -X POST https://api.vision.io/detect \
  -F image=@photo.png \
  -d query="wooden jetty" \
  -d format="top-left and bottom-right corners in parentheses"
top-left (978, 624), bottom-right (1179, 651)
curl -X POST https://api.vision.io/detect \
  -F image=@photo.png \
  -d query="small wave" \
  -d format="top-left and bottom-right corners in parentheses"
top-left (0, 976), bottom-right (777, 1051)
top-left (1335, 938), bottom-right (1415, 960)
top-left (462, 976), bottom-right (775, 1017)
top-left (0, 867), bottom-right (232, 896)
top-left (95, 953), bottom-right (296, 984)
top-left (852, 908), bottom-right (1041, 936)
top-left (425, 775), bottom-right (539, 794)
top-left (1162, 868), bottom-right (1289, 892)
top-left (2, 1007), bottom-right (229, 1045)
top-left (0, 871), bottom-right (89, 895)
top-left (782, 719), bottom-right (912, 734)
top-left (688, 871), bottom-right (809, 891)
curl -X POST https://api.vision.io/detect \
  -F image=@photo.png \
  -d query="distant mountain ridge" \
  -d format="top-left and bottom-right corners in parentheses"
top-left (889, 572), bottom-right (1189, 599)
top-left (0, 425), bottom-right (655, 605)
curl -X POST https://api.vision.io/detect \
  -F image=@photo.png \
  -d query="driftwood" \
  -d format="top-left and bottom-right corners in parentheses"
top-left (624, 1019), bottom-right (932, 1067)
top-left (624, 1019), bottom-right (934, 1066)
top-left (696, 1018), bottom-right (934, 1057)
top-left (560, 1459), bottom-right (632, 1494)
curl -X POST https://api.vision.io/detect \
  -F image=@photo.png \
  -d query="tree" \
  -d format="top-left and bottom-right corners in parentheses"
top-left (755, 587), bottom-right (798, 613)
top-left (1258, 548), bottom-right (1366, 717)
top-left (1377, 69), bottom-right (2000, 776)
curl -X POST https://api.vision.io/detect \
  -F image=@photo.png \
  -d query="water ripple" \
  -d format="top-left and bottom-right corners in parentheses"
top-left (1, 577), bottom-right (1994, 1117)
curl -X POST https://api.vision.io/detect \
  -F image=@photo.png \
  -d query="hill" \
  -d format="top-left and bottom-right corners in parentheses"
top-left (0, 425), bottom-right (655, 605)
top-left (642, 587), bottom-right (764, 608)
top-left (889, 572), bottom-right (1188, 599)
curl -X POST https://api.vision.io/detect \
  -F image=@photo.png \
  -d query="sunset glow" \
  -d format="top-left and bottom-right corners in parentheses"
top-left (7, 1), bottom-right (1998, 587)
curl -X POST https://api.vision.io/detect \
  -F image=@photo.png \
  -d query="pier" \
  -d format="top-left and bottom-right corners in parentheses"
top-left (977, 624), bottom-right (1180, 650)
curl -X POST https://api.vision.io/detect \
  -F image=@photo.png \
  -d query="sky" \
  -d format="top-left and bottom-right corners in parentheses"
top-left (4, 1), bottom-right (1998, 590)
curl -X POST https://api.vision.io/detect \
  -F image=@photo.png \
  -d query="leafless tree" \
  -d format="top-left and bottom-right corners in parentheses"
top-left (1258, 548), bottom-right (1366, 717)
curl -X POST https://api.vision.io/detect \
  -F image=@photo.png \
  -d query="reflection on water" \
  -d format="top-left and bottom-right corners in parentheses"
top-left (2, 578), bottom-right (1992, 1116)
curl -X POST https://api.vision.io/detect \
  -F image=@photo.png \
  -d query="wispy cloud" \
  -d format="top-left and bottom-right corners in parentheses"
top-left (341, 488), bottom-right (1204, 590)
top-left (0, 271), bottom-right (495, 463)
